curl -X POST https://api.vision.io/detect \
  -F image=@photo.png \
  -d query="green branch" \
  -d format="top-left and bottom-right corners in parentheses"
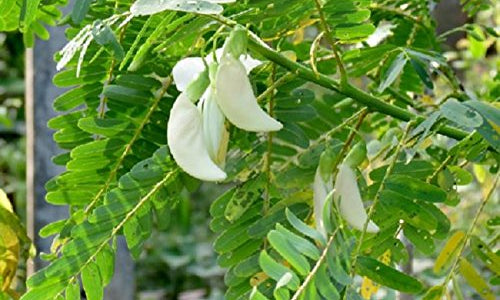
top-left (244, 35), bottom-right (470, 142)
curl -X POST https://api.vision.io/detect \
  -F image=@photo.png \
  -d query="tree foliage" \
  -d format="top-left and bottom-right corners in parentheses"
top-left (0, 0), bottom-right (499, 299)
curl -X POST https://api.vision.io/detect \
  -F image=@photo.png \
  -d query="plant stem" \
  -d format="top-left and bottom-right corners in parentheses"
top-left (263, 65), bottom-right (277, 216)
top-left (245, 40), bottom-right (469, 142)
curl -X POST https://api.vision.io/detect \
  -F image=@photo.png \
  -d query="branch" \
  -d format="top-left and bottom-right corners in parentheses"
top-left (243, 34), bottom-right (470, 142)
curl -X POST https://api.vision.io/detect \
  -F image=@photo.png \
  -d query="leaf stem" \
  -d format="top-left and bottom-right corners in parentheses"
top-left (263, 65), bottom-right (277, 216)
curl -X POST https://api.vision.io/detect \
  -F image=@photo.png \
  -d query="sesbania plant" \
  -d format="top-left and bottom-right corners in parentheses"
top-left (3, 0), bottom-right (499, 299)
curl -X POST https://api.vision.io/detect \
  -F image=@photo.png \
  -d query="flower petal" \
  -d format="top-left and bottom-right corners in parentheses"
top-left (334, 164), bottom-right (379, 233)
top-left (167, 92), bottom-right (227, 181)
top-left (201, 88), bottom-right (228, 165)
top-left (215, 55), bottom-right (282, 132)
top-left (172, 57), bottom-right (206, 92)
top-left (213, 48), bottom-right (262, 73)
top-left (240, 54), bottom-right (262, 72)
top-left (313, 168), bottom-right (333, 237)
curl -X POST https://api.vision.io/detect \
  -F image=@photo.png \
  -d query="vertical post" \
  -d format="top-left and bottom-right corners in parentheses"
top-left (25, 48), bottom-right (34, 277)
top-left (24, 7), bottom-right (135, 299)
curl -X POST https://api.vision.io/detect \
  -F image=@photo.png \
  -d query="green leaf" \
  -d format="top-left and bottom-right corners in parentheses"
top-left (92, 22), bottom-right (125, 61)
top-left (81, 261), bottom-right (103, 300)
top-left (370, 161), bottom-right (434, 182)
top-left (53, 66), bottom-right (108, 87)
top-left (470, 236), bottom-right (500, 276)
top-left (434, 230), bottom-right (465, 274)
top-left (65, 281), bottom-right (81, 300)
top-left (20, 0), bottom-right (41, 29)
top-left (410, 58), bottom-right (434, 89)
top-left (72, 0), bottom-right (93, 24)
top-left (39, 219), bottom-right (67, 238)
top-left (267, 230), bottom-right (310, 276)
top-left (422, 285), bottom-right (444, 300)
top-left (21, 280), bottom-right (70, 300)
top-left (316, 264), bottom-right (340, 300)
top-left (378, 52), bottom-right (407, 92)
top-left (458, 258), bottom-right (495, 300)
top-left (465, 101), bottom-right (500, 127)
top-left (440, 98), bottom-right (483, 128)
top-left (379, 190), bottom-right (438, 231)
top-left (130, 0), bottom-right (224, 16)
top-left (225, 177), bottom-right (264, 222)
top-left (333, 23), bottom-right (376, 41)
top-left (403, 224), bottom-right (435, 255)
top-left (259, 250), bottom-right (300, 291)
top-left (448, 166), bottom-right (473, 185)
top-left (250, 286), bottom-right (271, 300)
top-left (53, 84), bottom-right (102, 112)
top-left (385, 175), bottom-right (447, 203)
top-left (96, 244), bottom-right (115, 285)
top-left (275, 224), bottom-right (320, 260)
top-left (285, 208), bottom-right (326, 245)
top-left (356, 256), bottom-right (423, 293)
top-left (103, 85), bottom-right (152, 105)
top-left (0, 0), bottom-right (20, 31)
top-left (344, 140), bottom-right (367, 168)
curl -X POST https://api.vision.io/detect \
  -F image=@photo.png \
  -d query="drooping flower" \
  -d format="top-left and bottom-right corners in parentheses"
top-left (333, 163), bottom-right (379, 233)
top-left (313, 148), bottom-right (379, 235)
top-left (167, 27), bottom-right (282, 181)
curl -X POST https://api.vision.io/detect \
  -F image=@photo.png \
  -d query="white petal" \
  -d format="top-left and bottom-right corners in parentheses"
top-left (313, 168), bottom-right (333, 237)
top-left (201, 88), bottom-right (227, 164)
top-left (172, 57), bottom-right (206, 92)
top-left (215, 55), bottom-right (282, 132)
top-left (240, 54), bottom-right (262, 73)
top-left (333, 164), bottom-right (379, 233)
top-left (167, 93), bottom-right (227, 181)
top-left (213, 48), bottom-right (262, 73)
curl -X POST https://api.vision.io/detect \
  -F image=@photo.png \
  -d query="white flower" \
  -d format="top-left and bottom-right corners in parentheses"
top-left (215, 54), bottom-right (283, 131)
top-left (168, 46), bottom-right (282, 181)
top-left (313, 167), bottom-right (333, 237)
top-left (167, 92), bottom-right (227, 181)
top-left (333, 163), bottom-right (379, 233)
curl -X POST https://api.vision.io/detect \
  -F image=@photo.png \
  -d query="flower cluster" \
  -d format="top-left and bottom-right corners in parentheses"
top-left (167, 27), bottom-right (282, 181)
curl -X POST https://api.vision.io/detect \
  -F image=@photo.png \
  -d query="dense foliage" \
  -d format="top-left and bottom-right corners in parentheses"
top-left (1, 0), bottom-right (499, 299)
